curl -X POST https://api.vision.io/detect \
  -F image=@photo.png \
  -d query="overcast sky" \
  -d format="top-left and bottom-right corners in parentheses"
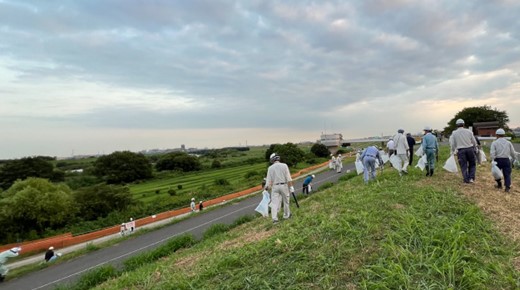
top-left (1, 0), bottom-right (519, 159)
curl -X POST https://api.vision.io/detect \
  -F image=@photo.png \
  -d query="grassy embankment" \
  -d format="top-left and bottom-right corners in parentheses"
top-left (60, 145), bottom-right (520, 289)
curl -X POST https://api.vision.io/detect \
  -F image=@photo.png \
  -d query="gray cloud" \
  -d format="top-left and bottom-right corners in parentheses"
top-left (1, 0), bottom-right (520, 158)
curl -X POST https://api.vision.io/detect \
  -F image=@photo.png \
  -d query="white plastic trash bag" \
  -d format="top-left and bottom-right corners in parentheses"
top-left (389, 154), bottom-right (401, 171)
top-left (443, 154), bottom-right (458, 173)
top-left (308, 184), bottom-right (312, 193)
top-left (415, 155), bottom-right (427, 171)
top-left (355, 160), bottom-right (364, 175)
top-left (415, 146), bottom-right (424, 157)
top-left (380, 151), bottom-right (389, 163)
top-left (491, 161), bottom-right (503, 180)
top-left (255, 190), bottom-right (271, 217)
top-left (479, 150), bottom-right (487, 163)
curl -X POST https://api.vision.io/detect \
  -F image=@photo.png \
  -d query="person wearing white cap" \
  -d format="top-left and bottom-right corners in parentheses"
top-left (490, 128), bottom-right (517, 192)
top-left (422, 126), bottom-right (439, 176)
top-left (449, 118), bottom-right (478, 183)
top-left (45, 246), bottom-right (55, 262)
top-left (190, 198), bottom-right (196, 212)
top-left (264, 153), bottom-right (294, 223)
top-left (302, 174), bottom-right (315, 195)
top-left (392, 129), bottom-right (410, 175)
top-left (0, 247), bottom-right (21, 281)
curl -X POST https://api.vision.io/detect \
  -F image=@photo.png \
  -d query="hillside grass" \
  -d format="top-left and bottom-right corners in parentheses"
top-left (84, 146), bottom-right (520, 289)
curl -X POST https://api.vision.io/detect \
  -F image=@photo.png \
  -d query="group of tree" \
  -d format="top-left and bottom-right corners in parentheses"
top-left (443, 105), bottom-right (510, 136)
top-left (0, 178), bottom-right (134, 243)
top-left (0, 156), bottom-right (65, 190)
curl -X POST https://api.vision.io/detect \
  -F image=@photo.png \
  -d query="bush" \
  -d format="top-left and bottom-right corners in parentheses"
top-left (168, 189), bottom-right (176, 196)
top-left (177, 184), bottom-right (183, 190)
top-left (214, 178), bottom-right (230, 186)
top-left (211, 160), bottom-right (222, 168)
top-left (155, 189), bottom-right (160, 194)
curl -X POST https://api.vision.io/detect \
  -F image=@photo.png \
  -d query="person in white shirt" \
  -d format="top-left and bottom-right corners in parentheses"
top-left (335, 154), bottom-right (343, 173)
top-left (449, 119), bottom-right (478, 184)
top-left (264, 153), bottom-right (294, 223)
top-left (329, 154), bottom-right (336, 170)
top-left (392, 129), bottom-right (410, 175)
top-left (0, 247), bottom-right (21, 282)
top-left (190, 198), bottom-right (196, 212)
top-left (490, 128), bottom-right (517, 192)
top-left (386, 138), bottom-right (396, 157)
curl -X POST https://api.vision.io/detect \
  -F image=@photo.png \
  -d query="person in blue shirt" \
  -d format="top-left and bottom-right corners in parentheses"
top-left (302, 174), bottom-right (315, 195)
top-left (360, 146), bottom-right (383, 184)
top-left (422, 126), bottom-right (439, 177)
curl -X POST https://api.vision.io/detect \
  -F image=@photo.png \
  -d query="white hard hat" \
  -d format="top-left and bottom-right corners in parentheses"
top-left (10, 247), bottom-right (21, 253)
top-left (456, 119), bottom-right (465, 125)
top-left (269, 153), bottom-right (280, 163)
top-left (424, 126), bottom-right (431, 131)
top-left (49, 246), bottom-right (54, 250)
top-left (312, 175), bottom-right (315, 178)
top-left (496, 128), bottom-right (506, 135)
top-left (398, 129), bottom-right (404, 133)
top-left (191, 198), bottom-right (195, 201)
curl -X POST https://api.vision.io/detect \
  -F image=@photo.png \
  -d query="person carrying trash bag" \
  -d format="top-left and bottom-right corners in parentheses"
top-left (302, 174), bottom-right (315, 195)
top-left (264, 153), bottom-right (294, 224)
top-left (422, 126), bottom-right (439, 177)
top-left (490, 128), bottom-right (517, 193)
top-left (360, 146), bottom-right (384, 184)
top-left (393, 129), bottom-right (410, 176)
top-left (449, 119), bottom-right (478, 184)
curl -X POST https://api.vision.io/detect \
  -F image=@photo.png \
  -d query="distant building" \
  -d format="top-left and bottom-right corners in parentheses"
top-left (320, 133), bottom-right (343, 154)
top-left (181, 144), bottom-right (186, 151)
top-left (513, 127), bottom-right (520, 137)
top-left (472, 121), bottom-right (499, 137)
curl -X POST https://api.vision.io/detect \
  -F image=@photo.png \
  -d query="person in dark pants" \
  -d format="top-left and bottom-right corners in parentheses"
top-left (449, 119), bottom-right (478, 183)
top-left (302, 174), bottom-right (315, 195)
top-left (406, 133), bottom-right (416, 166)
top-left (491, 128), bottom-right (517, 192)
top-left (199, 201), bottom-right (204, 211)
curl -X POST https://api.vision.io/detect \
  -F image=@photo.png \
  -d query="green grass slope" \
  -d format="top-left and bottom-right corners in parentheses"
top-left (86, 150), bottom-right (519, 289)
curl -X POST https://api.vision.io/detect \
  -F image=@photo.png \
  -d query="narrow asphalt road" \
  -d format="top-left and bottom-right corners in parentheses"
top-left (1, 162), bottom-right (355, 290)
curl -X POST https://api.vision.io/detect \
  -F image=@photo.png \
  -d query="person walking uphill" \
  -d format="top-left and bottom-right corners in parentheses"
top-left (406, 133), bottom-right (416, 166)
top-left (491, 128), bottom-right (517, 192)
top-left (449, 119), bottom-right (478, 184)
top-left (265, 153), bottom-right (294, 224)
top-left (422, 126), bottom-right (439, 176)
top-left (360, 146), bottom-right (384, 184)
top-left (393, 129), bottom-right (410, 175)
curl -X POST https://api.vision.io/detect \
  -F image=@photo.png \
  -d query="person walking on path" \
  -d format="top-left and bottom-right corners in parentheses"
top-left (491, 128), bottom-right (517, 192)
top-left (386, 138), bottom-right (396, 157)
top-left (422, 126), bottom-right (439, 177)
top-left (329, 154), bottom-right (336, 170)
top-left (198, 201), bottom-right (204, 211)
top-left (393, 129), bottom-right (410, 175)
top-left (406, 133), bottom-right (416, 166)
top-left (360, 146), bottom-right (384, 184)
top-left (264, 153), bottom-right (294, 224)
top-left (335, 154), bottom-right (343, 173)
top-left (449, 118), bottom-right (478, 184)
top-left (190, 198), bottom-right (196, 212)
top-left (302, 174), bottom-right (315, 195)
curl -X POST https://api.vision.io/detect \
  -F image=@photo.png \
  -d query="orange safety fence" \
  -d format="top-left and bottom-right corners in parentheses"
top-left (1, 161), bottom-right (329, 255)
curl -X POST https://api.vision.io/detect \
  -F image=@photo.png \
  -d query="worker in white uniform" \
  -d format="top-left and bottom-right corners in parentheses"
top-left (264, 153), bottom-right (294, 224)
top-left (490, 128), bottom-right (517, 192)
top-left (393, 129), bottom-right (410, 175)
